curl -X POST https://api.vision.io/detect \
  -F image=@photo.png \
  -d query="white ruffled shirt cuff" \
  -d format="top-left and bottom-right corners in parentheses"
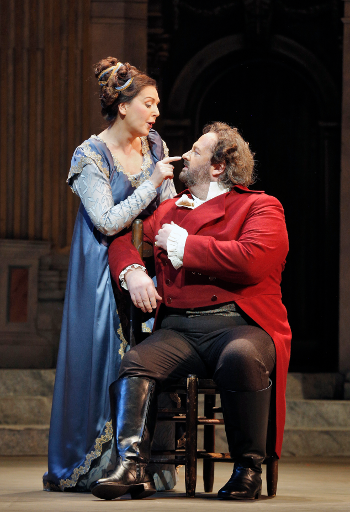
top-left (119, 264), bottom-right (146, 290)
top-left (167, 224), bottom-right (188, 269)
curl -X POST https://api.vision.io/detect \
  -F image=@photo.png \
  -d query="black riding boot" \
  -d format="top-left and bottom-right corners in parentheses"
top-left (218, 381), bottom-right (272, 500)
top-left (91, 377), bottom-right (158, 500)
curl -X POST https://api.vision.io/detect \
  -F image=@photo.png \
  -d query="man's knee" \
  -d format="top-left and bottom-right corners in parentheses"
top-left (119, 347), bottom-right (147, 378)
top-left (219, 338), bottom-right (260, 371)
top-left (118, 329), bottom-right (174, 378)
top-left (213, 327), bottom-right (275, 391)
top-left (118, 328), bottom-right (197, 382)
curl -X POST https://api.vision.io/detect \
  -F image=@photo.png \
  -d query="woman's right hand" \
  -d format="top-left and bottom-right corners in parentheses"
top-left (149, 156), bottom-right (182, 189)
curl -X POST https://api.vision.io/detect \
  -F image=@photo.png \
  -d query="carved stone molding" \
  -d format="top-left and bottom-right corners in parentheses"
top-left (0, 240), bottom-right (52, 368)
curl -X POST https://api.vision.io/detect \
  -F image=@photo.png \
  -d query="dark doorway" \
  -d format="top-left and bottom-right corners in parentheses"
top-left (191, 53), bottom-right (340, 371)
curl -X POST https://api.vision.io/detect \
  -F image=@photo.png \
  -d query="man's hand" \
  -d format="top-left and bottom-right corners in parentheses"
top-left (155, 222), bottom-right (175, 251)
top-left (125, 269), bottom-right (162, 313)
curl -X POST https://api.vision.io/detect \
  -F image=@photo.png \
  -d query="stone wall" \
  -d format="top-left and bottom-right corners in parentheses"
top-left (0, 0), bottom-right (149, 369)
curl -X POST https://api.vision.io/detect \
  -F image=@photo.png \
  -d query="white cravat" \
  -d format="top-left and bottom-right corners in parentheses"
top-left (167, 182), bottom-right (229, 269)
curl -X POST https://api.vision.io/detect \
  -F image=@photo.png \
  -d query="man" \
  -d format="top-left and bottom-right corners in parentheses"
top-left (91, 122), bottom-right (291, 501)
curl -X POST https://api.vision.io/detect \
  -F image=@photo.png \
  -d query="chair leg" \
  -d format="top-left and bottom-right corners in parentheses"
top-left (203, 394), bottom-right (215, 492)
top-left (266, 457), bottom-right (278, 497)
top-left (185, 375), bottom-right (198, 497)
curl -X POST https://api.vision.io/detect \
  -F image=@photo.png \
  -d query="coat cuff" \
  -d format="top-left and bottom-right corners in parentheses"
top-left (119, 264), bottom-right (146, 290)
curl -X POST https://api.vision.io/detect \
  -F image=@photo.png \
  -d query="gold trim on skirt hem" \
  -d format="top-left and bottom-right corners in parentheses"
top-left (43, 420), bottom-right (113, 491)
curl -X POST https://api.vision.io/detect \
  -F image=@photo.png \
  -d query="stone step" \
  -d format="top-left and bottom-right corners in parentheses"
top-left (2, 422), bottom-right (350, 457)
top-left (0, 397), bottom-right (52, 425)
top-left (282, 427), bottom-right (350, 457)
top-left (0, 369), bottom-right (55, 397)
top-left (285, 373), bottom-right (344, 399)
top-left (286, 399), bottom-right (350, 428)
top-left (0, 425), bottom-right (49, 456)
top-left (0, 370), bottom-right (345, 399)
top-left (197, 398), bottom-right (350, 457)
top-left (198, 424), bottom-right (350, 457)
top-left (0, 370), bottom-right (344, 398)
top-left (0, 370), bottom-right (348, 457)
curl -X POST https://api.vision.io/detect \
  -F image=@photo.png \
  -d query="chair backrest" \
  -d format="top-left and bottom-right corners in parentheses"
top-left (128, 219), bottom-right (153, 347)
top-left (131, 218), bottom-right (154, 259)
top-left (131, 218), bottom-right (144, 259)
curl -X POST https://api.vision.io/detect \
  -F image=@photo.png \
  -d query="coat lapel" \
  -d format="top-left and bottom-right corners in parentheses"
top-left (180, 195), bottom-right (227, 234)
top-left (159, 186), bottom-right (263, 234)
top-left (158, 195), bottom-right (193, 227)
top-left (161, 192), bottom-right (226, 234)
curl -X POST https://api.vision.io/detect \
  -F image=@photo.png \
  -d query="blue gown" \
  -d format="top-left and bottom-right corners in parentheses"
top-left (43, 130), bottom-right (176, 492)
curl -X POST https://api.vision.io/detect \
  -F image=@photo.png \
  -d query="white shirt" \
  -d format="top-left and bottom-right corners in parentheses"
top-left (167, 182), bottom-right (230, 269)
top-left (120, 182), bottom-right (229, 288)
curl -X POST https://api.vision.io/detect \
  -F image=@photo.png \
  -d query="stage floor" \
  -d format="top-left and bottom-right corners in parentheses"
top-left (1, 457), bottom-right (350, 511)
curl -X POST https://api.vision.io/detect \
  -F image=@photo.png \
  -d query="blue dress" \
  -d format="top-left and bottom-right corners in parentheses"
top-left (43, 130), bottom-right (176, 492)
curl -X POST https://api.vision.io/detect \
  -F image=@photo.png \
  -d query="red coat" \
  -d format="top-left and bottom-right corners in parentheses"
top-left (109, 185), bottom-right (292, 457)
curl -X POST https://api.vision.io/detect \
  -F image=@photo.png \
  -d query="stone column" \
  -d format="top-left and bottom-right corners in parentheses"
top-left (90, 0), bottom-right (148, 134)
top-left (340, 1), bottom-right (350, 374)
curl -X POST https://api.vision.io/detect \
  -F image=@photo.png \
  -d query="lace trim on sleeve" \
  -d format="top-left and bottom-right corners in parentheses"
top-left (160, 179), bottom-right (177, 202)
top-left (167, 224), bottom-right (188, 270)
top-left (162, 139), bottom-right (169, 158)
top-left (119, 264), bottom-right (146, 290)
top-left (72, 166), bottom-right (157, 236)
top-left (159, 139), bottom-right (176, 201)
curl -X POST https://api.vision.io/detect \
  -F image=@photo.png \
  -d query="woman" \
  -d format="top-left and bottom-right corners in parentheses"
top-left (43, 57), bottom-right (179, 492)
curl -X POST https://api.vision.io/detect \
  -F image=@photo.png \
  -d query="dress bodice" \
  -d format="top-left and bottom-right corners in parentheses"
top-left (66, 130), bottom-right (175, 242)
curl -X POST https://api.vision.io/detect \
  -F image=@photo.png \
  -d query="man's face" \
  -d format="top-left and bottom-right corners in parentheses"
top-left (179, 132), bottom-right (218, 187)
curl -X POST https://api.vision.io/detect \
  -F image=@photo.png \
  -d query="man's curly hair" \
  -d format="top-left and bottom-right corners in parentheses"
top-left (203, 122), bottom-right (256, 188)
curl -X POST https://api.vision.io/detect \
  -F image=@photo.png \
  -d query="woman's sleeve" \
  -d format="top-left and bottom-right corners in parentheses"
top-left (158, 138), bottom-right (177, 201)
top-left (70, 161), bottom-right (157, 236)
top-left (159, 178), bottom-right (177, 202)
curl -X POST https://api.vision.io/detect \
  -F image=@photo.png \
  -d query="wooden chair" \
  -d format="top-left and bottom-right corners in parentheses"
top-left (128, 219), bottom-right (278, 498)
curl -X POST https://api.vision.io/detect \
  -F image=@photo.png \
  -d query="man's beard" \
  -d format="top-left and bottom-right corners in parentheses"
top-left (179, 162), bottom-right (211, 187)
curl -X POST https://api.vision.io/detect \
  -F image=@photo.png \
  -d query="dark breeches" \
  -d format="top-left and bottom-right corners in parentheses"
top-left (119, 311), bottom-right (276, 392)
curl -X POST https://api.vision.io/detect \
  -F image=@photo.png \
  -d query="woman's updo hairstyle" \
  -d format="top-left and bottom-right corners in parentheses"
top-left (94, 57), bottom-right (157, 122)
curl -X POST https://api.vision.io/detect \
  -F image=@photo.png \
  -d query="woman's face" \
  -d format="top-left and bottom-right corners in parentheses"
top-left (121, 86), bottom-right (160, 136)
